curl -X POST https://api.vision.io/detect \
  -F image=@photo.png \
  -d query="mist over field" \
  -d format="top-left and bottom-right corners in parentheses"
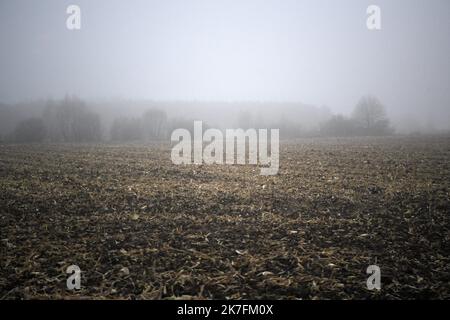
top-left (0, 0), bottom-right (450, 302)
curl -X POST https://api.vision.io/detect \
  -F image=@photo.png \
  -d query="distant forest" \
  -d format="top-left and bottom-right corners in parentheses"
top-left (0, 95), bottom-right (407, 143)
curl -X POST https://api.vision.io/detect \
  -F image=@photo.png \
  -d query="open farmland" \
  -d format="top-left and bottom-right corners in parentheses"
top-left (0, 135), bottom-right (449, 299)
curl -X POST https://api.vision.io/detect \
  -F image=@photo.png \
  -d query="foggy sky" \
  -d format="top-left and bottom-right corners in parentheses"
top-left (0, 0), bottom-right (449, 129)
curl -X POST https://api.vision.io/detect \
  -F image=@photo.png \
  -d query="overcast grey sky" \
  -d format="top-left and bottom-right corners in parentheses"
top-left (0, 0), bottom-right (449, 127)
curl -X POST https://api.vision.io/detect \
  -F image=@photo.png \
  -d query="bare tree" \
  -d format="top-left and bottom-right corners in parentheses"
top-left (142, 109), bottom-right (168, 140)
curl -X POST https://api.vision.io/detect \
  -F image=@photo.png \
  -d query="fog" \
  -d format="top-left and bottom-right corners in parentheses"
top-left (0, 0), bottom-right (449, 137)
